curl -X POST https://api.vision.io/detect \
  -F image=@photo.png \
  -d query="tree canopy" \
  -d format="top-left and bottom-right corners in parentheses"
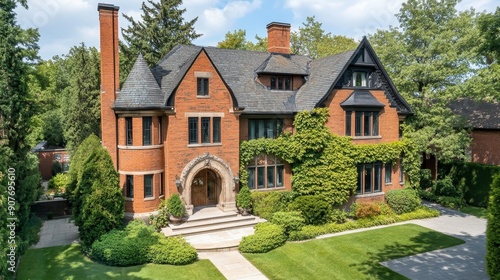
top-left (120, 0), bottom-right (201, 81)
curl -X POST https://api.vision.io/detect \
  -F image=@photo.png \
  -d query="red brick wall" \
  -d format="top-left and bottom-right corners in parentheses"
top-left (38, 150), bottom-right (70, 181)
top-left (267, 23), bottom-right (290, 54)
top-left (471, 130), bottom-right (500, 166)
top-left (166, 50), bottom-right (240, 198)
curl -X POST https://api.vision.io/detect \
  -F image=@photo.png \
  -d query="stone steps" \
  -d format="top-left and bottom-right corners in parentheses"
top-left (163, 214), bottom-right (258, 237)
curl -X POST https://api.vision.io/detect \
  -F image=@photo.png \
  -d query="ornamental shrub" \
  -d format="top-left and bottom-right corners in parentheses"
top-left (167, 193), bottom-right (185, 218)
top-left (487, 174), bottom-right (500, 278)
top-left (330, 209), bottom-right (348, 224)
top-left (51, 160), bottom-right (62, 176)
top-left (289, 195), bottom-right (332, 225)
top-left (239, 223), bottom-right (287, 253)
top-left (270, 211), bottom-right (305, 236)
top-left (251, 190), bottom-right (294, 220)
top-left (91, 220), bottom-right (160, 266)
top-left (149, 199), bottom-right (169, 231)
top-left (354, 202), bottom-right (381, 219)
top-left (148, 236), bottom-right (198, 265)
top-left (236, 186), bottom-right (252, 210)
top-left (48, 173), bottom-right (69, 194)
top-left (386, 189), bottom-right (421, 214)
top-left (435, 176), bottom-right (461, 198)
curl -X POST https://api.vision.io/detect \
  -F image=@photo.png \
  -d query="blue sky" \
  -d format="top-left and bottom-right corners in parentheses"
top-left (15, 0), bottom-right (498, 60)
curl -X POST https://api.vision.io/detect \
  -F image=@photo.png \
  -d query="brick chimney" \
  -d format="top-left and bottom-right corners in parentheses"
top-left (98, 3), bottom-right (119, 168)
top-left (267, 22), bottom-right (291, 54)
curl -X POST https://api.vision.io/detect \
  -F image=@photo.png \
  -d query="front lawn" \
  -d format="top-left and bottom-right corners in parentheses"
top-left (244, 224), bottom-right (464, 280)
top-left (17, 244), bottom-right (225, 280)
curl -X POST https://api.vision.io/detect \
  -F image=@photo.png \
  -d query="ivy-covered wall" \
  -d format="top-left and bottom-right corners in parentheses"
top-left (240, 108), bottom-right (419, 205)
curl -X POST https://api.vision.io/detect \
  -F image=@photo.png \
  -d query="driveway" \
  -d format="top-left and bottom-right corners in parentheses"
top-left (382, 203), bottom-right (488, 280)
top-left (32, 217), bottom-right (79, 249)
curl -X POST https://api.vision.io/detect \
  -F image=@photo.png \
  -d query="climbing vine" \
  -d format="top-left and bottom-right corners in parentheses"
top-left (239, 108), bottom-right (420, 205)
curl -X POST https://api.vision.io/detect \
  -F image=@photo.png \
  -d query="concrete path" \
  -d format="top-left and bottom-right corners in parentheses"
top-left (382, 203), bottom-right (488, 280)
top-left (199, 251), bottom-right (268, 280)
top-left (32, 217), bottom-right (79, 249)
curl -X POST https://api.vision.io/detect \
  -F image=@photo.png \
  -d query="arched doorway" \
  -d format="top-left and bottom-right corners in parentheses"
top-left (191, 169), bottom-right (221, 207)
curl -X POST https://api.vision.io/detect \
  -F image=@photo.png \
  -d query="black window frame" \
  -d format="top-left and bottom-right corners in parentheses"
top-left (213, 117), bottom-right (221, 143)
top-left (348, 111), bottom-right (380, 137)
top-left (158, 116), bottom-right (162, 144)
top-left (159, 173), bottom-right (164, 196)
top-left (201, 117), bottom-right (211, 144)
top-left (142, 117), bottom-right (152, 146)
top-left (385, 163), bottom-right (392, 184)
top-left (356, 162), bottom-right (382, 195)
top-left (270, 75), bottom-right (292, 90)
top-left (126, 175), bottom-right (134, 198)
top-left (126, 117), bottom-right (133, 146)
top-left (144, 174), bottom-right (153, 198)
top-left (197, 78), bottom-right (209, 96)
top-left (248, 119), bottom-right (283, 140)
top-left (247, 154), bottom-right (285, 190)
top-left (188, 117), bottom-right (198, 144)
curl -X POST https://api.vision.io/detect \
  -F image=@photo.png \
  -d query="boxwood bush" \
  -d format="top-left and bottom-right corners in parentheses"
top-left (148, 236), bottom-right (197, 265)
top-left (288, 195), bottom-right (331, 225)
top-left (251, 191), bottom-right (294, 220)
top-left (239, 223), bottom-right (287, 253)
top-left (386, 189), bottom-right (421, 214)
top-left (270, 211), bottom-right (305, 236)
top-left (487, 174), bottom-right (500, 278)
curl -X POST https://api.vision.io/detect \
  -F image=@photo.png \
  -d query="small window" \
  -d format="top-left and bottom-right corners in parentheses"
top-left (158, 117), bottom-right (162, 144)
top-left (213, 117), bottom-right (221, 143)
top-left (126, 117), bottom-right (133, 145)
top-left (385, 163), bottom-right (392, 184)
top-left (201, 117), bottom-right (210, 143)
top-left (270, 76), bottom-right (292, 90)
top-left (197, 78), bottom-right (209, 96)
top-left (353, 71), bottom-right (367, 87)
top-left (159, 173), bottom-right (164, 196)
top-left (126, 175), bottom-right (134, 198)
top-left (144, 175), bottom-right (153, 198)
top-left (345, 111), bottom-right (352, 136)
top-left (188, 117), bottom-right (198, 144)
top-left (248, 119), bottom-right (283, 139)
top-left (143, 117), bottom-right (152, 145)
top-left (357, 163), bottom-right (382, 195)
top-left (399, 157), bottom-right (404, 184)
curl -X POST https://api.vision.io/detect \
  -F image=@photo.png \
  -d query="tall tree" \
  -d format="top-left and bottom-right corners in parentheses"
top-left (120, 0), bottom-right (201, 81)
top-left (60, 44), bottom-right (101, 151)
top-left (291, 16), bottom-right (358, 58)
top-left (369, 0), bottom-right (481, 163)
top-left (0, 0), bottom-right (41, 278)
top-left (217, 29), bottom-right (267, 51)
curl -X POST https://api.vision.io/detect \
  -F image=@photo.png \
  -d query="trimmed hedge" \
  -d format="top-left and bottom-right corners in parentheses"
top-left (487, 174), bottom-right (500, 278)
top-left (148, 237), bottom-right (198, 265)
top-left (288, 195), bottom-right (332, 225)
top-left (288, 206), bottom-right (440, 241)
top-left (386, 189), bottom-right (421, 214)
top-left (239, 223), bottom-right (287, 253)
top-left (439, 161), bottom-right (500, 207)
top-left (270, 211), bottom-right (305, 236)
top-left (251, 191), bottom-right (293, 220)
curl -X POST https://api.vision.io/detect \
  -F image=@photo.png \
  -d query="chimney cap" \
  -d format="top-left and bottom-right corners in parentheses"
top-left (266, 22), bottom-right (291, 28)
top-left (97, 3), bottom-right (119, 11)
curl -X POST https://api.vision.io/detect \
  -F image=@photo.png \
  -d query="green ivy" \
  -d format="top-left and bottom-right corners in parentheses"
top-left (239, 108), bottom-right (420, 206)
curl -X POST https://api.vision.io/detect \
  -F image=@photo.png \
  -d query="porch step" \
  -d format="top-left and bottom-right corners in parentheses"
top-left (163, 215), bottom-right (259, 237)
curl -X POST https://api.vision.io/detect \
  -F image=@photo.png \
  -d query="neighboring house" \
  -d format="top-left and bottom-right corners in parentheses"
top-left (32, 141), bottom-right (70, 181)
top-left (97, 4), bottom-right (413, 218)
top-left (449, 98), bottom-right (500, 166)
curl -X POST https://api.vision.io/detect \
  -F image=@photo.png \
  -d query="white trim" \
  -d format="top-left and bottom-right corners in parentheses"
top-left (187, 143), bottom-right (222, 148)
top-left (118, 144), bottom-right (163, 150)
top-left (144, 197), bottom-right (155, 201)
top-left (352, 135), bottom-right (382, 140)
top-left (184, 112), bottom-right (225, 118)
top-left (118, 170), bottom-right (164, 175)
top-left (355, 192), bottom-right (385, 199)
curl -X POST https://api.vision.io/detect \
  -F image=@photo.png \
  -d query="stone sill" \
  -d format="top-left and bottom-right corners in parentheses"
top-left (118, 144), bottom-right (163, 150)
top-left (187, 143), bottom-right (222, 148)
top-left (352, 136), bottom-right (382, 140)
top-left (355, 192), bottom-right (385, 199)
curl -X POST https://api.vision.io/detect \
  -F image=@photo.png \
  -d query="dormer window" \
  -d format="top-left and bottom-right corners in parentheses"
top-left (353, 71), bottom-right (367, 87)
top-left (270, 76), bottom-right (292, 90)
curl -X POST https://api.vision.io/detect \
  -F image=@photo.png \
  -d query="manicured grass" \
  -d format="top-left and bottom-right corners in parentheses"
top-left (244, 224), bottom-right (464, 280)
top-left (460, 206), bottom-right (488, 219)
top-left (17, 244), bottom-right (225, 280)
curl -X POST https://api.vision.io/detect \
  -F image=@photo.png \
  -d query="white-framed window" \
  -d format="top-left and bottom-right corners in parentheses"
top-left (353, 71), bottom-right (367, 87)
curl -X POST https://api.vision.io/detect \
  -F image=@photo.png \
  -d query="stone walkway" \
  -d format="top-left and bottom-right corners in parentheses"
top-left (32, 217), bottom-right (79, 249)
top-left (199, 251), bottom-right (268, 280)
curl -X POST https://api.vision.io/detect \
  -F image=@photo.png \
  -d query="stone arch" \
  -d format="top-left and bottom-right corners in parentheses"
top-left (179, 153), bottom-right (237, 214)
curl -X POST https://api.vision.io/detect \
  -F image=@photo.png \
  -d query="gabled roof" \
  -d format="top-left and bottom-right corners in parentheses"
top-left (449, 98), bottom-right (500, 130)
top-left (114, 53), bottom-right (164, 110)
top-left (115, 38), bottom-right (412, 115)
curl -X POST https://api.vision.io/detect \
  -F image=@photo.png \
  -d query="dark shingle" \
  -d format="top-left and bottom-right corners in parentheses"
top-left (340, 90), bottom-right (385, 108)
top-left (449, 98), bottom-right (500, 129)
top-left (256, 53), bottom-right (308, 75)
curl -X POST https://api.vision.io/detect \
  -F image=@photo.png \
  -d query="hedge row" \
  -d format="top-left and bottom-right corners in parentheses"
top-left (239, 223), bottom-right (287, 253)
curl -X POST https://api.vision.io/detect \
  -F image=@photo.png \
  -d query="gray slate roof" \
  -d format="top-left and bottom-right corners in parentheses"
top-left (115, 53), bottom-right (163, 109)
top-left (341, 90), bottom-right (385, 108)
top-left (449, 98), bottom-right (500, 130)
top-left (115, 40), bottom-right (410, 115)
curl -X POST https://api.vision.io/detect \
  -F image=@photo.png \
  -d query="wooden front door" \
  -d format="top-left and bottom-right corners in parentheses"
top-left (192, 169), bottom-right (220, 207)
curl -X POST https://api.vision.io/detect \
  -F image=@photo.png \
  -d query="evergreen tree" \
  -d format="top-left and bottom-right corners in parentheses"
top-left (60, 44), bottom-right (101, 151)
top-left (291, 16), bottom-right (358, 58)
top-left (487, 174), bottom-right (500, 278)
top-left (0, 0), bottom-right (41, 278)
top-left (369, 0), bottom-right (480, 163)
top-left (120, 0), bottom-right (201, 81)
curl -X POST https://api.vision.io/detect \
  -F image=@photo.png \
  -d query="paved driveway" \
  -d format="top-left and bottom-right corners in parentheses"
top-left (382, 203), bottom-right (488, 280)
top-left (32, 217), bottom-right (79, 249)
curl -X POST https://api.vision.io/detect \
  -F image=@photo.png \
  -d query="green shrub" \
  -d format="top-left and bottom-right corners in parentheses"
top-left (90, 220), bottom-right (160, 266)
top-left (149, 199), bottom-right (169, 231)
top-left (239, 223), bottom-right (287, 253)
top-left (251, 191), bottom-right (293, 220)
top-left (354, 202), bottom-right (381, 219)
top-left (288, 195), bottom-right (332, 225)
top-left (48, 173), bottom-right (69, 194)
top-left (148, 236), bottom-right (197, 265)
top-left (167, 193), bottom-right (185, 218)
top-left (435, 196), bottom-right (465, 209)
top-left (419, 169), bottom-right (433, 189)
top-left (330, 209), bottom-right (348, 224)
top-left (236, 186), bottom-right (252, 210)
top-left (270, 211), bottom-right (305, 236)
top-left (51, 160), bottom-right (62, 176)
top-left (435, 176), bottom-right (461, 197)
top-left (386, 189), bottom-right (421, 214)
top-left (487, 174), bottom-right (500, 278)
